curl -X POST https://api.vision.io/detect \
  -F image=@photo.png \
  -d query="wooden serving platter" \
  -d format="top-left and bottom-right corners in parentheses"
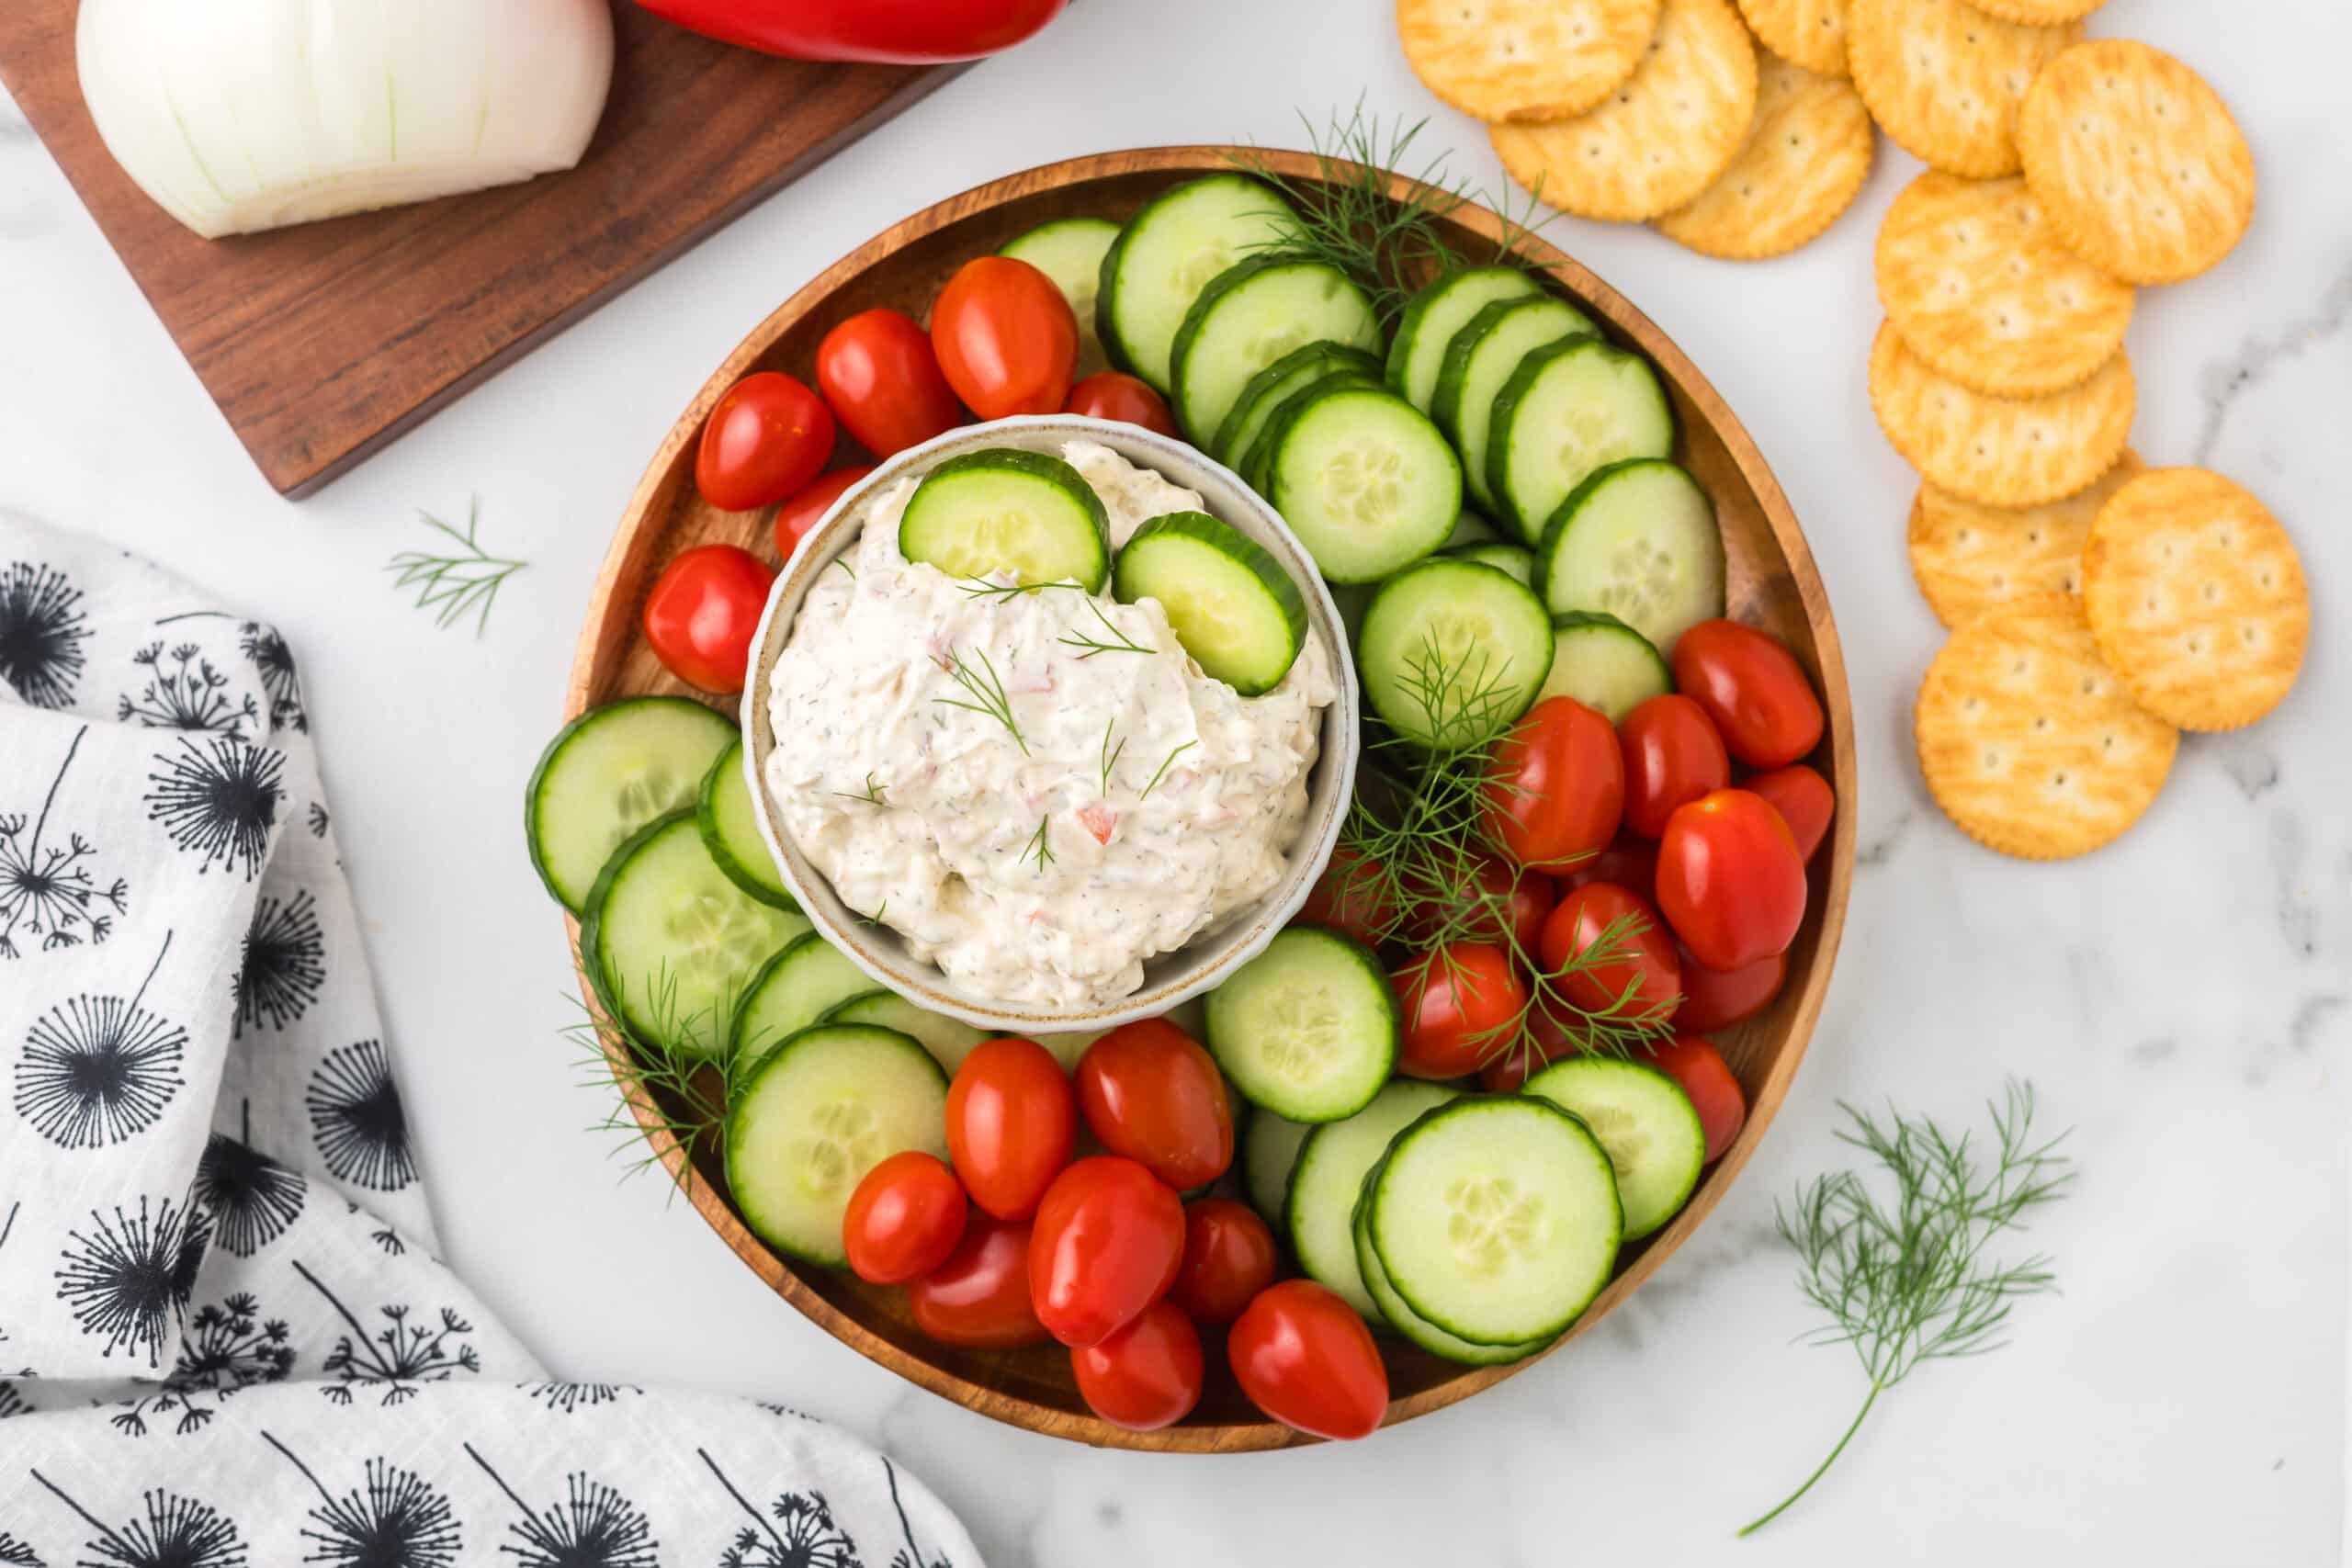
top-left (0, 3), bottom-right (961, 498)
top-left (567, 147), bottom-right (1858, 1451)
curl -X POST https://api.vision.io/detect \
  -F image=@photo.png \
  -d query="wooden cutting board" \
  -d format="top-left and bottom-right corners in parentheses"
top-left (0, 4), bottom-right (962, 497)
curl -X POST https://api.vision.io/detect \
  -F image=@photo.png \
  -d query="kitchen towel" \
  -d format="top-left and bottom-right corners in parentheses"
top-left (0, 517), bottom-right (980, 1566)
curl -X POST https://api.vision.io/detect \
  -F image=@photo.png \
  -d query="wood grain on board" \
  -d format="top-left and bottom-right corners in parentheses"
top-left (568, 147), bottom-right (1859, 1451)
top-left (0, 3), bottom-right (962, 497)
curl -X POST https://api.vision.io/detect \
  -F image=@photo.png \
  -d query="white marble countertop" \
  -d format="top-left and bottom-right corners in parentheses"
top-left (4, 1), bottom-right (2345, 1560)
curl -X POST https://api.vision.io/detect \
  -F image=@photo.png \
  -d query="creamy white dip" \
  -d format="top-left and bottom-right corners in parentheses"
top-left (765, 441), bottom-right (1337, 1009)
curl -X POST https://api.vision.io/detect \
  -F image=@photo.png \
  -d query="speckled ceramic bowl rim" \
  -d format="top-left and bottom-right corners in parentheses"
top-left (738, 413), bottom-right (1362, 1034)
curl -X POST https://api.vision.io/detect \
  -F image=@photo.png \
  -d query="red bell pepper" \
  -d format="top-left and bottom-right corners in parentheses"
top-left (637, 0), bottom-right (1069, 64)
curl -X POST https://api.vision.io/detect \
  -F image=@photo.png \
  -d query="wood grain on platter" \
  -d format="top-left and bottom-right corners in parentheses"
top-left (0, 3), bottom-right (960, 498)
top-left (567, 146), bottom-right (1858, 1451)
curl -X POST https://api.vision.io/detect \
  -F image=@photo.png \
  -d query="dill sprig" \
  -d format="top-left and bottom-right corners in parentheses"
top-left (832, 772), bottom-right (888, 807)
top-left (1739, 1083), bottom-right (2074, 1536)
top-left (1139, 739), bottom-right (1197, 801)
top-left (956, 575), bottom-right (1083, 600)
top-left (1099, 720), bottom-right (1126, 795)
top-left (386, 499), bottom-right (526, 637)
top-left (1058, 601), bottom-right (1155, 660)
top-left (1020, 814), bottom-right (1056, 873)
top-left (1227, 100), bottom-right (1555, 331)
top-left (1337, 631), bottom-right (1677, 1066)
top-left (560, 965), bottom-right (775, 1199)
top-left (933, 645), bottom-right (1028, 755)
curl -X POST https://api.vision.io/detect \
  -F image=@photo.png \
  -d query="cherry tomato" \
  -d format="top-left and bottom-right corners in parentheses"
top-left (931, 256), bottom-right (1079, 419)
top-left (641, 544), bottom-right (775, 694)
top-left (1071, 1298), bottom-right (1204, 1432)
top-left (1063, 371), bottom-right (1179, 437)
top-left (1478, 999), bottom-right (1579, 1092)
top-left (1298, 849), bottom-right (1397, 949)
top-left (1228, 1280), bottom-right (1389, 1441)
top-left (695, 371), bottom-right (834, 512)
top-left (945, 1037), bottom-right (1076, 1222)
top-left (1393, 942), bottom-right (1526, 1079)
top-left (815, 309), bottom-right (964, 459)
top-left (910, 1215), bottom-right (1049, 1348)
top-left (842, 1151), bottom-right (967, 1285)
top-left (1028, 1156), bottom-right (1185, 1348)
top-left (773, 466), bottom-right (876, 560)
top-left (1644, 1033), bottom-right (1747, 1163)
top-left (1483, 696), bottom-right (1625, 868)
top-left (1539, 882), bottom-right (1680, 1018)
top-left (1170, 1199), bottom-right (1277, 1325)
top-left (1618, 694), bottom-right (1731, 840)
top-left (1673, 946), bottom-right (1788, 1033)
top-left (1670, 619), bottom-right (1825, 769)
top-left (1074, 1019), bottom-right (1234, 1191)
top-left (1743, 763), bottom-right (1835, 863)
top-left (1408, 855), bottom-right (1554, 955)
top-left (1656, 788), bottom-right (1807, 971)
top-left (1555, 835), bottom-right (1657, 905)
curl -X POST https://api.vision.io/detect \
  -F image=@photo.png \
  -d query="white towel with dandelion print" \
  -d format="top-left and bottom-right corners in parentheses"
top-left (0, 520), bottom-right (982, 1568)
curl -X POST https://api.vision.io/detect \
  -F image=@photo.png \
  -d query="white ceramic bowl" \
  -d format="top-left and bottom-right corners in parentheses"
top-left (738, 414), bottom-right (1362, 1034)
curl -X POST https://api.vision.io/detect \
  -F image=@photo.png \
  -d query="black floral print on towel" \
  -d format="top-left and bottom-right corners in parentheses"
top-left (144, 737), bottom-right (283, 881)
top-left (233, 888), bottom-right (324, 1037)
top-left (238, 623), bottom-right (307, 736)
top-left (28, 1472), bottom-right (248, 1568)
top-left (194, 1124), bottom-right (308, 1258)
top-left (53, 1192), bottom-right (209, 1369)
top-left (305, 1040), bottom-right (415, 1191)
top-left (0, 728), bottom-right (129, 958)
top-left (0, 558), bottom-right (91, 709)
top-left (264, 1433), bottom-right (461, 1568)
top-left (119, 642), bottom-right (259, 740)
top-left (14, 932), bottom-right (186, 1149)
top-left (294, 1261), bottom-right (480, 1405)
top-left (702, 1450), bottom-right (864, 1568)
top-left (112, 1292), bottom-right (296, 1437)
top-left (468, 1444), bottom-right (661, 1568)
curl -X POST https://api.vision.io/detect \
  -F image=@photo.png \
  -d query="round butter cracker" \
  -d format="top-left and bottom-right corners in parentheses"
top-left (1658, 60), bottom-right (1874, 259)
top-left (2080, 468), bottom-right (2307, 731)
top-left (1962, 0), bottom-right (2103, 22)
top-left (1398, 0), bottom-right (1663, 123)
top-left (1491, 0), bottom-right (1758, 222)
top-left (1868, 321), bottom-right (2132, 507)
top-left (1908, 452), bottom-right (2144, 628)
top-left (1735, 0), bottom-right (1848, 77)
top-left (1916, 593), bottom-right (2177, 860)
top-left (2018, 39), bottom-right (2256, 285)
top-left (1846, 0), bottom-right (2080, 178)
top-left (1876, 171), bottom-right (2132, 397)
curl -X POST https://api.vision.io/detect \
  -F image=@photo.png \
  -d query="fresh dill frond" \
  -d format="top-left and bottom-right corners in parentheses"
top-left (1057, 601), bottom-right (1154, 660)
top-left (1226, 99), bottom-right (1557, 330)
top-left (560, 966), bottom-right (739, 1200)
top-left (1738, 1083), bottom-right (2074, 1536)
top-left (1099, 720), bottom-right (1126, 796)
top-left (830, 558), bottom-right (856, 581)
top-left (933, 645), bottom-right (1028, 755)
top-left (1139, 739), bottom-right (1198, 801)
top-left (386, 499), bottom-right (526, 637)
top-left (832, 772), bottom-right (888, 807)
top-left (1020, 814), bottom-right (1056, 874)
top-left (956, 575), bottom-right (1083, 600)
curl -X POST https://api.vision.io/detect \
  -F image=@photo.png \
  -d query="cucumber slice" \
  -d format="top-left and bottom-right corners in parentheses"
top-left (1239, 369), bottom-right (1384, 499)
top-left (1097, 174), bottom-right (1306, 390)
top-left (1170, 254), bottom-right (1381, 446)
top-left (823, 989), bottom-right (991, 1075)
top-left (1358, 558), bottom-right (1555, 748)
top-left (1534, 611), bottom-right (1672, 723)
top-left (1488, 337), bottom-right (1674, 544)
top-left (726, 1023), bottom-right (948, 1266)
top-left (1244, 1109), bottom-right (1314, 1226)
top-left (584, 812), bottom-right (808, 1060)
top-left (1443, 510), bottom-right (1503, 549)
top-left (729, 931), bottom-right (877, 1064)
top-left (1204, 926), bottom-right (1397, 1122)
top-left (1000, 216), bottom-right (1120, 377)
top-left (1535, 458), bottom-right (1725, 658)
top-left (1388, 266), bottom-right (1544, 415)
top-left (1113, 512), bottom-right (1306, 694)
top-left (1288, 1080), bottom-right (1458, 1321)
top-left (1270, 385), bottom-right (1463, 583)
top-left (527, 696), bottom-right (735, 914)
top-left (1433, 297), bottom-right (1599, 517)
top-left (899, 448), bottom-right (1111, 591)
top-left (1353, 1179), bottom-right (1547, 1365)
top-left (1522, 1057), bottom-right (1703, 1240)
top-left (1444, 542), bottom-right (1536, 586)
top-left (1214, 341), bottom-right (1381, 467)
top-left (697, 739), bottom-right (796, 911)
top-left (1368, 1096), bottom-right (1623, 1345)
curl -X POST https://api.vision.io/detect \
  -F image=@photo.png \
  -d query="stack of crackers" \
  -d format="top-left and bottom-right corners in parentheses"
top-left (1400, 0), bottom-right (2311, 862)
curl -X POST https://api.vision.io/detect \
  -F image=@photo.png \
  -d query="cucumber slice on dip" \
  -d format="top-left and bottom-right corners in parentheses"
top-left (1114, 511), bottom-right (1306, 695)
top-left (899, 447), bottom-right (1111, 592)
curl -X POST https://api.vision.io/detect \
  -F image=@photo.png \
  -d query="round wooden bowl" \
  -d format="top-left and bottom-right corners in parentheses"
top-left (566, 146), bottom-right (1857, 1452)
